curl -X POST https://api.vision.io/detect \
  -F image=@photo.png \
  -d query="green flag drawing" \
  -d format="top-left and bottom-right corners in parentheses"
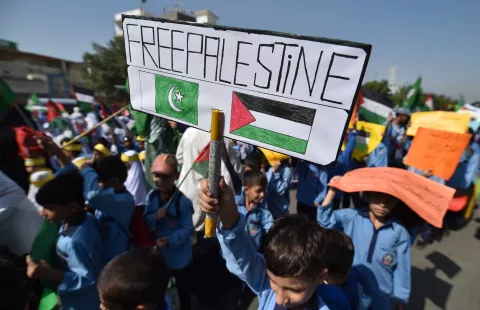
top-left (154, 75), bottom-right (199, 125)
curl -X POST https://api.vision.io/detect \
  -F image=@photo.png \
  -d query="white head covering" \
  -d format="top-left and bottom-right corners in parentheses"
top-left (27, 169), bottom-right (53, 213)
top-left (123, 150), bottom-right (147, 206)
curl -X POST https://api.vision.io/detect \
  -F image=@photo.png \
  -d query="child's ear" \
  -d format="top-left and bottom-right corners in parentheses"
top-left (316, 268), bottom-right (328, 285)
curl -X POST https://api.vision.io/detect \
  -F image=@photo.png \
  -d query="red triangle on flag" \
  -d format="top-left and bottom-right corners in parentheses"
top-left (230, 92), bottom-right (256, 132)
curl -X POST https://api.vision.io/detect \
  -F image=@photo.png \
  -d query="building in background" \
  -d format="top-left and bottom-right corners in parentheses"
top-left (0, 40), bottom-right (85, 103)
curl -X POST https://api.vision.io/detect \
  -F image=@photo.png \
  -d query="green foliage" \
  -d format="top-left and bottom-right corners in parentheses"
top-left (82, 36), bottom-right (127, 102)
top-left (363, 80), bottom-right (391, 97)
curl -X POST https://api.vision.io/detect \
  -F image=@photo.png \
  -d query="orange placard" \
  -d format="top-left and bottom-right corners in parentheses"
top-left (404, 128), bottom-right (471, 180)
top-left (329, 167), bottom-right (455, 228)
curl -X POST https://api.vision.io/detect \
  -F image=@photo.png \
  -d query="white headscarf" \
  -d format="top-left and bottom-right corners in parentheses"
top-left (123, 150), bottom-right (147, 206)
top-left (27, 169), bottom-right (54, 213)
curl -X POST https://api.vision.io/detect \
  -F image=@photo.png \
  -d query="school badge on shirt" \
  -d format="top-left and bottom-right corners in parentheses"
top-left (382, 253), bottom-right (395, 266)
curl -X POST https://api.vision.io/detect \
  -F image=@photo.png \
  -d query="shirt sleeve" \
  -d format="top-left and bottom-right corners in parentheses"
top-left (392, 229), bottom-right (411, 304)
top-left (465, 153), bottom-right (479, 188)
top-left (316, 202), bottom-right (357, 230)
top-left (313, 168), bottom-right (329, 205)
top-left (268, 167), bottom-right (293, 197)
top-left (262, 209), bottom-right (274, 232)
top-left (217, 214), bottom-right (270, 294)
top-left (337, 131), bottom-right (357, 171)
top-left (167, 196), bottom-right (194, 249)
top-left (57, 238), bottom-right (101, 297)
top-left (143, 191), bottom-right (157, 231)
top-left (81, 167), bottom-right (103, 199)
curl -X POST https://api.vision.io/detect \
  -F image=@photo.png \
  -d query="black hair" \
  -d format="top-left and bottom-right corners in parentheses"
top-left (244, 170), bottom-right (267, 188)
top-left (98, 247), bottom-right (170, 310)
top-left (0, 253), bottom-right (28, 310)
top-left (264, 215), bottom-right (327, 279)
top-left (325, 230), bottom-right (354, 283)
top-left (244, 152), bottom-right (262, 170)
top-left (96, 137), bottom-right (110, 148)
top-left (60, 138), bottom-right (82, 156)
top-left (95, 156), bottom-right (128, 183)
top-left (35, 170), bottom-right (84, 207)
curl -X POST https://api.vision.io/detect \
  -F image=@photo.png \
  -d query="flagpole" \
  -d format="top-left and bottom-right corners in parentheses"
top-left (205, 109), bottom-right (223, 238)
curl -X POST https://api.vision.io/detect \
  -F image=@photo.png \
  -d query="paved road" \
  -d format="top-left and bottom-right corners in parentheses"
top-left (247, 192), bottom-right (480, 310)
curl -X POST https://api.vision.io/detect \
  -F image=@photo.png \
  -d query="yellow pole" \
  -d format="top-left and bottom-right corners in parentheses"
top-left (205, 109), bottom-right (223, 238)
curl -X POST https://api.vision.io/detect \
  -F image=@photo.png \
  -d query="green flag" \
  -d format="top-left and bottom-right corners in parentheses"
top-left (154, 74), bottom-right (199, 125)
top-left (0, 79), bottom-right (15, 121)
top-left (26, 93), bottom-right (44, 112)
top-left (403, 77), bottom-right (422, 110)
top-left (454, 94), bottom-right (465, 111)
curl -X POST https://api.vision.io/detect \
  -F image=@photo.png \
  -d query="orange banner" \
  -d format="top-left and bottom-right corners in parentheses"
top-left (404, 128), bottom-right (471, 180)
top-left (329, 167), bottom-right (455, 228)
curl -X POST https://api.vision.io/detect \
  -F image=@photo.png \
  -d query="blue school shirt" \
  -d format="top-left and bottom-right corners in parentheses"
top-left (216, 214), bottom-right (329, 310)
top-left (236, 193), bottom-right (274, 251)
top-left (317, 204), bottom-right (411, 310)
top-left (446, 149), bottom-right (479, 191)
top-left (56, 213), bottom-right (103, 309)
top-left (365, 142), bottom-right (388, 168)
top-left (317, 284), bottom-right (351, 310)
top-left (143, 189), bottom-right (194, 270)
top-left (265, 165), bottom-right (293, 218)
top-left (81, 165), bottom-right (136, 262)
top-left (296, 161), bottom-right (330, 207)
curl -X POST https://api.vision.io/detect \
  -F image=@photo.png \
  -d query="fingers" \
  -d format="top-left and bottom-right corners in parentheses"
top-left (26, 255), bottom-right (33, 265)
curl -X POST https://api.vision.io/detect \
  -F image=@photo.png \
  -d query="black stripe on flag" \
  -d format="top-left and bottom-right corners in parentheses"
top-left (72, 85), bottom-right (94, 97)
top-left (234, 92), bottom-right (316, 126)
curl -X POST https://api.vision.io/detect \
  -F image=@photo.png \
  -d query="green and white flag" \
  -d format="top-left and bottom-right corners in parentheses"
top-left (154, 74), bottom-right (199, 125)
top-left (454, 94), bottom-right (465, 111)
top-left (403, 77), bottom-right (422, 110)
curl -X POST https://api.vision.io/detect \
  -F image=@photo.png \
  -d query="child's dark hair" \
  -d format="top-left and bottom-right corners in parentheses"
top-left (35, 170), bottom-right (84, 207)
top-left (244, 170), bottom-right (267, 188)
top-left (264, 215), bottom-right (327, 280)
top-left (325, 230), bottom-right (354, 284)
top-left (98, 247), bottom-right (170, 310)
top-left (96, 137), bottom-right (110, 148)
top-left (0, 253), bottom-right (29, 310)
top-left (95, 156), bottom-right (128, 183)
top-left (244, 152), bottom-right (262, 170)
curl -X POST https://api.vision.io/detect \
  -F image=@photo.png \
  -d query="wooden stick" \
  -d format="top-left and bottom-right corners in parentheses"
top-left (61, 106), bottom-right (128, 149)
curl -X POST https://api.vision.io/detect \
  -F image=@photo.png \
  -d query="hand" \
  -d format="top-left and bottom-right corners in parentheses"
top-left (168, 121), bottom-right (177, 129)
top-left (422, 169), bottom-right (433, 178)
top-left (199, 177), bottom-right (238, 229)
top-left (156, 237), bottom-right (169, 248)
top-left (322, 176), bottom-right (342, 206)
top-left (36, 135), bottom-right (61, 156)
top-left (26, 255), bottom-right (63, 282)
top-left (156, 207), bottom-right (168, 221)
top-left (313, 202), bottom-right (319, 208)
top-left (272, 160), bottom-right (281, 172)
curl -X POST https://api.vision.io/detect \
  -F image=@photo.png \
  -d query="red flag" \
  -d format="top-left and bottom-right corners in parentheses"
top-left (55, 102), bottom-right (67, 113)
top-left (46, 100), bottom-right (60, 122)
top-left (349, 90), bottom-right (364, 127)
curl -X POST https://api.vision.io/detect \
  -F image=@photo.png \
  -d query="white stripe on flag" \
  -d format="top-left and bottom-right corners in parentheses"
top-left (249, 111), bottom-right (311, 141)
top-left (362, 97), bottom-right (393, 118)
top-left (75, 93), bottom-right (95, 104)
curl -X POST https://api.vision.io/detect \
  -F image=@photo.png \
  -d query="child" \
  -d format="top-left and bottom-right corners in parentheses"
top-left (317, 177), bottom-right (411, 310)
top-left (26, 170), bottom-right (104, 309)
top-left (243, 151), bottom-right (264, 172)
top-left (136, 135), bottom-right (146, 151)
top-left (122, 150), bottom-right (147, 208)
top-left (318, 230), bottom-right (357, 310)
top-left (265, 159), bottom-right (293, 219)
top-left (61, 138), bottom-right (83, 159)
top-left (236, 170), bottom-right (274, 252)
top-left (198, 178), bottom-right (330, 309)
top-left (24, 156), bottom-right (47, 174)
top-left (296, 161), bottom-right (330, 220)
top-left (27, 169), bottom-right (54, 213)
top-left (143, 154), bottom-right (194, 310)
top-left (97, 247), bottom-right (172, 310)
top-left (93, 143), bottom-right (111, 162)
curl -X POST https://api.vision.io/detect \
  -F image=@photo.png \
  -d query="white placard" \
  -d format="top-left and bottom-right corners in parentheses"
top-left (124, 16), bottom-right (371, 165)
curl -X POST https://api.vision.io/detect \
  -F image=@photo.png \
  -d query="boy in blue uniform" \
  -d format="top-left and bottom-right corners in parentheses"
top-left (98, 247), bottom-right (173, 310)
top-left (143, 154), bottom-right (194, 310)
top-left (296, 161), bottom-right (329, 220)
top-left (199, 178), bottom-right (330, 310)
top-left (317, 176), bottom-right (411, 310)
top-left (26, 170), bottom-right (104, 309)
top-left (236, 170), bottom-right (274, 252)
top-left (265, 159), bottom-right (293, 219)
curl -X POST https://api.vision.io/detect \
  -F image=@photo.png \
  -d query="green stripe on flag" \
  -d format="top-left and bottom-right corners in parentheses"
top-left (193, 161), bottom-right (209, 178)
top-left (359, 106), bottom-right (387, 125)
top-left (232, 125), bottom-right (308, 154)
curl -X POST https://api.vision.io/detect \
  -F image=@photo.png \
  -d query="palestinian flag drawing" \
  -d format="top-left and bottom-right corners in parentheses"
top-left (229, 92), bottom-right (315, 154)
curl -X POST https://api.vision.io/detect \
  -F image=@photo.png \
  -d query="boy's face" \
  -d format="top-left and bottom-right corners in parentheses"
top-left (40, 203), bottom-right (77, 223)
top-left (364, 192), bottom-right (398, 218)
top-left (152, 172), bottom-right (178, 192)
top-left (244, 185), bottom-right (265, 204)
top-left (267, 270), bottom-right (324, 308)
top-left (137, 140), bottom-right (145, 150)
top-left (93, 150), bottom-right (103, 162)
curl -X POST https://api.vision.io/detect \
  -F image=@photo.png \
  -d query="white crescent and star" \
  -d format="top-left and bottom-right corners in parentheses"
top-left (168, 86), bottom-right (184, 112)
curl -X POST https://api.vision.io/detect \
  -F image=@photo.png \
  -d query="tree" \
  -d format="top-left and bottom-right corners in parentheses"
top-left (363, 80), bottom-right (391, 97)
top-left (82, 36), bottom-right (127, 101)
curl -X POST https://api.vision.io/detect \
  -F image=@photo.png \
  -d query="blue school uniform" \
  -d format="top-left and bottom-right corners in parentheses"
top-left (317, 284), bottom-right (351, 310)
top-left (317, 203), bottom-right (411, 310)
top-left (56, 213), bottom-right (103, 309)
top-left (143, 190), bottom-right (194, 270)
top-left (365, 142), bottom-right (388, 168)
top-left (236, 193), bottom-right (274, 251)
top-left (265, 165), bottom-right (293, 218)
top-left (216, 214), bottom-right (329, 310)
top-left (446, 150), bottom-right (480, 191)
top-left (81, 165), bottom-right (136, 262)
top-left (296, 161), bottom-right (330, 208)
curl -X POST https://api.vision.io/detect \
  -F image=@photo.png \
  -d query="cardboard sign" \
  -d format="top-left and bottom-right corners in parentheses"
top-left (352, 121), bottom-right (386, 161)
top-left (123, 16), bottom-right (371, 165)
top-left (407, 111), bottom-right (471, 136)
top-left (329, 167), bottom-right (455, 228)
top-left (404, 128), bottom-right (471, 180)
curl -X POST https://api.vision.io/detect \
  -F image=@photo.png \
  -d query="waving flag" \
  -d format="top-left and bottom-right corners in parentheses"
top-left (403, 77), bottom-right (422, 110)
top-left (424, 94), bottom-right (434, 111)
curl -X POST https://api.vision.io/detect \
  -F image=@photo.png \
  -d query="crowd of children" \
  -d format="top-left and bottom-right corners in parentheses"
top-left (1, 103), bottom-right (479, 310)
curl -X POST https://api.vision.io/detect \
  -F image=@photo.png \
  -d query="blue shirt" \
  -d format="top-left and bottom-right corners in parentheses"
top-left (317, 284), bottom-right (351, 310)
top-left (365, 142), bottom-right (388, 168)
top-left (143, 190), bottom-right (194, 270)
top-left (56, 213), bottom-right (103, 309)
top-left (236, 193), bottom-right (274, 251)
top-left (265, 165), bottom-right (293, 218)
top-left (216, 214), bottom-right (329, 310)
top-left (447, 149), bottom-right (479, 191)
top-left (296, 161), bottom-right (330, 207)
top-left (317, 204), bottom-right (411, 310)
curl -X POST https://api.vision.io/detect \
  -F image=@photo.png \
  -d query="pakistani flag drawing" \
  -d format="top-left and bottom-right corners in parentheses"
top-left (230, 92), bottom-right (316, 154)
top-left (154, 74), bottom-right (199, 125)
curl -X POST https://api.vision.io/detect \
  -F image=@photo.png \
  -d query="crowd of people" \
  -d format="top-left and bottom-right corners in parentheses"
top-left (0, 101), bottom-right (479, 310)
